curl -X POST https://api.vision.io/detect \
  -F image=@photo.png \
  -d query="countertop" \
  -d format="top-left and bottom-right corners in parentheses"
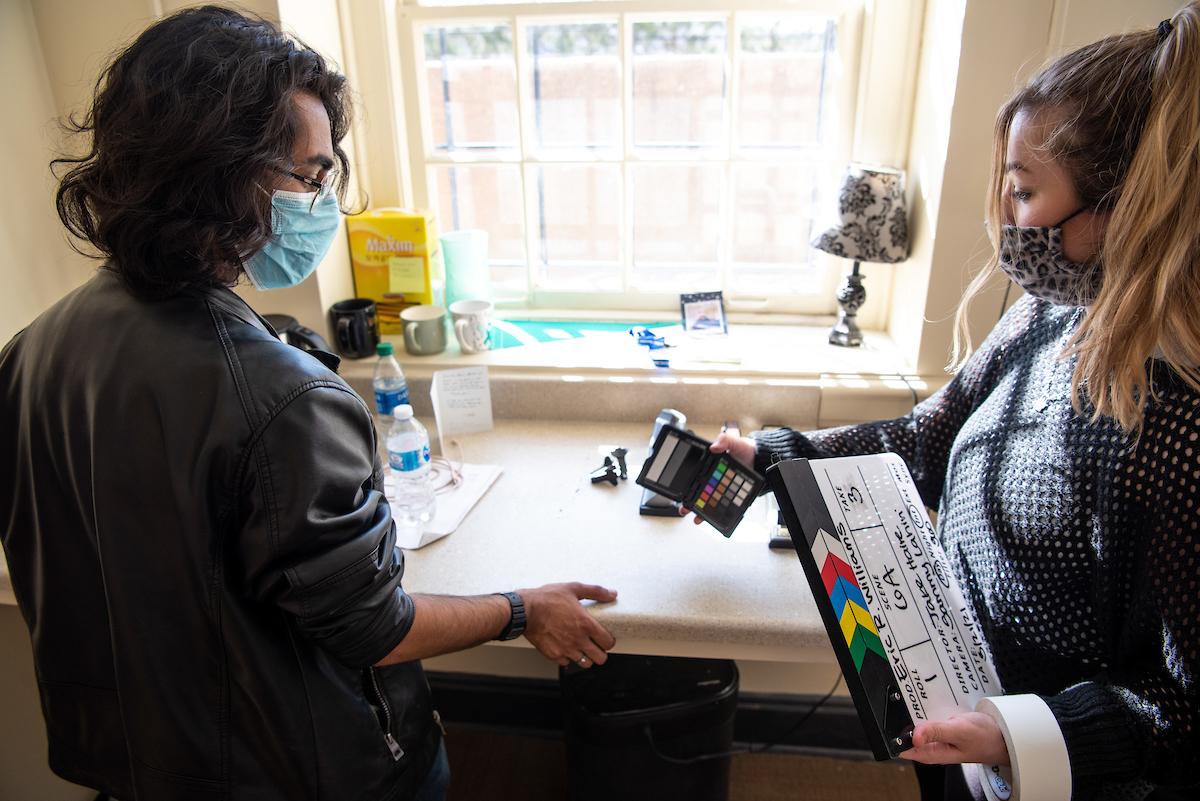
top-left (0, 419), bottom-right (836, 663)
top-left (401, 419), bottom-right (831, 662)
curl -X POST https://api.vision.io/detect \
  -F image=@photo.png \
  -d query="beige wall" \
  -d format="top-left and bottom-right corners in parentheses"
top-left (1, 5), bottom-right (97, 792)
top-left (0, 0), bottom-right (93, 345)
top-left (1051, 0), bottom-right (1180, 52)
top-left (30, 0), bottom-right (279, 127)
top-left (889, 0), bottom-right (1179, 375)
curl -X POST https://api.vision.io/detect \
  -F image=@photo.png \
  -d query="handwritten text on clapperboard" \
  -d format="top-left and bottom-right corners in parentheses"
top-left (816, 454), bottom-right (1002, 722)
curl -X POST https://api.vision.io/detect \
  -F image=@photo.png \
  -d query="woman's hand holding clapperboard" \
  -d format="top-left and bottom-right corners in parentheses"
top-left (900, 714), bottom-right (1010, 766)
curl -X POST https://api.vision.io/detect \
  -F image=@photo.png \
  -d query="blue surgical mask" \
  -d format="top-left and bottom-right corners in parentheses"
top-left (243, 189), bottom-right (341, 290)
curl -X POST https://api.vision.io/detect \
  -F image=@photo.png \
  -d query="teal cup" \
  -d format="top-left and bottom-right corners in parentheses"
top-left (441, 229), bottom-right (491, 310)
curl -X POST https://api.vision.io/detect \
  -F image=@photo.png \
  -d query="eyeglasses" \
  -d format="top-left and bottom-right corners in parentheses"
top-left (271, 165), bottom-right (340, 212)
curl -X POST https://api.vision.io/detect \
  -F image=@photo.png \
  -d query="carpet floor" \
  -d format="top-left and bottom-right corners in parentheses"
top-left (443, 727), bottom-right (921, 801)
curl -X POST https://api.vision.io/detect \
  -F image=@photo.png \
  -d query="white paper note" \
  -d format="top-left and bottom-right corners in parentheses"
top-left (431, 366), bottom-right (493, 447)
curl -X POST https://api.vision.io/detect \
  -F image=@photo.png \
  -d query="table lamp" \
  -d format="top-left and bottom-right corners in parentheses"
top-left (811, 164), bottom-right (909, 347)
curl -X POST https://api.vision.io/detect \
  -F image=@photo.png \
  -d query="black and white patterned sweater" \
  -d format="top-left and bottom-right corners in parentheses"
top-left (753, 296), bottom-right (1199, 800)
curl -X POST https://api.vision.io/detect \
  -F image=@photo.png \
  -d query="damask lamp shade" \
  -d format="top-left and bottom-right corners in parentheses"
top-left (811, 164), bottom-right (909, 347)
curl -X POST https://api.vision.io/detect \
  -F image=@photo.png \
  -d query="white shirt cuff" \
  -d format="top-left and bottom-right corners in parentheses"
top-left (974, 694), bottom-right (1072, 801)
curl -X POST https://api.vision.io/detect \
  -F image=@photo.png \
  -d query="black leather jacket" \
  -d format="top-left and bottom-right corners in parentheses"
top-left (0, 269), bottom-right (439, 801)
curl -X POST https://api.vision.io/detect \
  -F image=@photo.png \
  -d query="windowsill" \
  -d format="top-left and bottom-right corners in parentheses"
top-left (485, 305), bottom-right (839, 328)
top-left (338, 321), bottom-right (944, 429)
top-left (340, 320), bottom-right (919, 383)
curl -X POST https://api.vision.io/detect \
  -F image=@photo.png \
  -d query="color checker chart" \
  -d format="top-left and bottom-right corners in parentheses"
top-left (694, 457), bottom-right (753, 513)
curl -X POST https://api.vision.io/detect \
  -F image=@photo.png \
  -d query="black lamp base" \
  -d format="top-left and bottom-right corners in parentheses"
top-left (829, 261), bottom-right (866, 348)
top-left (829, 317), bottom-right (863, 348)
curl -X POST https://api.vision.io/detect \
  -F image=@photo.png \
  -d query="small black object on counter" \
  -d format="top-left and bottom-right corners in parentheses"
top-left (611, 448), bottom-right (628, 480)
top-left (590, 448), bottom-right (631, 487)
top-left (590, 457), bottom-right (619, 486)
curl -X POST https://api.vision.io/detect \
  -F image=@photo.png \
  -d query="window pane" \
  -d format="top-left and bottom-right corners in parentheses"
top-left (731, 162), bottom-right (825, 294)
top-left (738, 17), bottom-right (838, 149)
top-left (632, 164), bottom-right (722, 289)
top-left (632, 20), bottom-right (726, 149)
top-left (525, 22), bottom-right (621, 153)
top-left (423, 25), bottom-right (519, 153)
top-left (430, 165), bottom-right (526, 290)
top-left (533, 165), bottom-right (621, 291)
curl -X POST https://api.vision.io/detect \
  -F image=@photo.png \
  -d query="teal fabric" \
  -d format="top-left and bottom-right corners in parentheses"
top-left (489, 320), bottom-right (673, 350)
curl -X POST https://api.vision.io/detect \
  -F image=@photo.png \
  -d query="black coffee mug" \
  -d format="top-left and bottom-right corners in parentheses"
top-left (329, 299), bottom-right (380, 359)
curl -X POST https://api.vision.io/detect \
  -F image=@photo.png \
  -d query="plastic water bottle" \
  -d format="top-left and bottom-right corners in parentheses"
top-left (387, 405), bottom-right (436, 538)
top-left (373, 342), bottom-right (409, 418)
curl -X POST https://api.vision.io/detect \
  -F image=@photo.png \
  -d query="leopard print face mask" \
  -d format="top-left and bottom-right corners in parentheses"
top-left (998, 208), bottom-right (1102, 307)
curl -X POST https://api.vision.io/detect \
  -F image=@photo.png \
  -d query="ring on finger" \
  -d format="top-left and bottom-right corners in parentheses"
top-left (578, 656), bottom-right (590, 666)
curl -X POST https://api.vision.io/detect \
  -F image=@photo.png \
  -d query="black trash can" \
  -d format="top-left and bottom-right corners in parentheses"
top-left (561, 654), bottom-right (739, 801)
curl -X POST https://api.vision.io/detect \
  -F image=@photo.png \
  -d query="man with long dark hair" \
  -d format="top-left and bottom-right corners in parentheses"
top-left (0, 8), bottom-right (616, 800)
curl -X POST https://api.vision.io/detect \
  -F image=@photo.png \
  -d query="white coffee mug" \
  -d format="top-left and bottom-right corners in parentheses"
top-left (450, 299), bottom-right (492, 354)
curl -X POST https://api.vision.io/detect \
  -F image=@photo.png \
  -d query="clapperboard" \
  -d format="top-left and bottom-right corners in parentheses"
top-left (768, 454), bottom-right (1003, 760)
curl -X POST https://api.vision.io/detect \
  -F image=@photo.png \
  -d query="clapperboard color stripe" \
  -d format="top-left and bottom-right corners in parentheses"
top-left (813, 527), bottom-right (888, 670)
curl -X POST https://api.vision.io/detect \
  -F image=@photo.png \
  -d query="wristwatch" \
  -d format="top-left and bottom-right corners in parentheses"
top-left (496, 591), bottom-right (526, 641)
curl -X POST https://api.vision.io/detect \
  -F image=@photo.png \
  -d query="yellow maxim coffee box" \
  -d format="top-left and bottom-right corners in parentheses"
top-left (346, 208), bottom-right (444, 333)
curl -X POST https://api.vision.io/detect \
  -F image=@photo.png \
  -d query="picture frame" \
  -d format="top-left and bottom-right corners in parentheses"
top-left (679, 291), bottom-right (728, 337)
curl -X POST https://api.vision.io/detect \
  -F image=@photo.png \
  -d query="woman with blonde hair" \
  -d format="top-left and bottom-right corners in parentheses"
top-left (709, 4), bottom-right (1200, 800)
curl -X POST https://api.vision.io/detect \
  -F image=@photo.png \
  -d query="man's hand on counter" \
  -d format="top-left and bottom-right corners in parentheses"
top-left (372, 583), bottom-right (618, 668)
top-left (518, 582), bottom-right (618, 668)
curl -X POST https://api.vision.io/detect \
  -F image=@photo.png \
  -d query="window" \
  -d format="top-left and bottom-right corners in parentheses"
top-left (394, 0), bottom-right (897, 313)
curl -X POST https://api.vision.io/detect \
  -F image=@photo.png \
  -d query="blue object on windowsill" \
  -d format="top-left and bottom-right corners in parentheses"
top-left (629, 327), bottom-right (674, 369)
top-left (629, 327), bottom-right (671, 350)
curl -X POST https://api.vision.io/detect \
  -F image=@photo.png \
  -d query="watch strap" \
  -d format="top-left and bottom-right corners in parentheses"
top-left (496, 591), bottom-right (526, 641)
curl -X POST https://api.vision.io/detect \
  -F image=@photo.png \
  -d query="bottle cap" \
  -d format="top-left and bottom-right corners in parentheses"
top-left (376, 342), bottom-right (394, 357)
top-left (392, 404), bottom-right (414, 420)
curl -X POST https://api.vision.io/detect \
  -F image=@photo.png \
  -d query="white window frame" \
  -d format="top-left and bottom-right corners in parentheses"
top-left (386, 0), bottom-right (918, 316)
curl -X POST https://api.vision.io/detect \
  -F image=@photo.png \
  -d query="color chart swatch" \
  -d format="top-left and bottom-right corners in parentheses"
top-left (694, 457), bottom-right (752, 512)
